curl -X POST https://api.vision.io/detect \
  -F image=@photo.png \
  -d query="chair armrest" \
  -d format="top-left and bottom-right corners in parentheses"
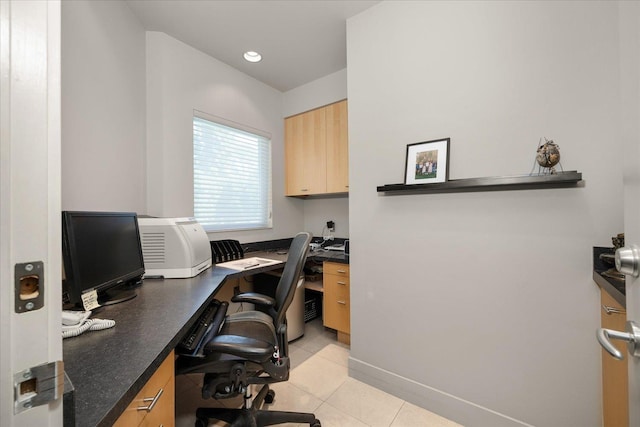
top-left (204, 334), bottom-right (273, 362)
top-left (231, 292), bottom-right (275, 308)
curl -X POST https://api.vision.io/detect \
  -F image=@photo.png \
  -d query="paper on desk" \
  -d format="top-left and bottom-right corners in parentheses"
top-left (217, 257), bottom-right (283, 271)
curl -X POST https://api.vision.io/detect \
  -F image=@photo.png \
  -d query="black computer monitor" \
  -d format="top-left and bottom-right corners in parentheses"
top-left (62, 211), bottom-right (145, 307)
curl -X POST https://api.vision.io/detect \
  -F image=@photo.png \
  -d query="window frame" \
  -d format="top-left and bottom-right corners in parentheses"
top-left (193, 110), bottom-right (273, 233)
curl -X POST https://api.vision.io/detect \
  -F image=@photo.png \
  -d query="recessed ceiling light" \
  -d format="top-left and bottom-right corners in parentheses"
top-left (243, 51), bottom-right (262, 63)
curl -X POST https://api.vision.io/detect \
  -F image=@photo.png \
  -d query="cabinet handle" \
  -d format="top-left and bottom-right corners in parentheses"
top-left (337, 300), bottom-right (346, 305)
top-left (602, 305), bottom-right (626, 315)
top-left (137, 388), bottom-right (163, 412)
top-left (337, 281), bottom-right (347, 285)
top-left (337, 269), bottom-right (347, 274)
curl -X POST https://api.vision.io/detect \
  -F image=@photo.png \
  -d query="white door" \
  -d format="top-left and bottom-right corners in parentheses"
top-left (597, 2), bottom-right (640, 426)
top-left (0, 1), bottom-right (63, 426)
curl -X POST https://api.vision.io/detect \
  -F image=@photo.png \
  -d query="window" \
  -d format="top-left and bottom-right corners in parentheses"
top-left (193, 113), bottom-right (272, 232)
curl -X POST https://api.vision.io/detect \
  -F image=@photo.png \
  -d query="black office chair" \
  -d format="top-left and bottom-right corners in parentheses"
top-left (176, 232), bottom-right (320, 427)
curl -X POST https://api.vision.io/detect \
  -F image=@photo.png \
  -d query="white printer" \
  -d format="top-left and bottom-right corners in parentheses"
top-left (137, 217), bottom-right (212, 279)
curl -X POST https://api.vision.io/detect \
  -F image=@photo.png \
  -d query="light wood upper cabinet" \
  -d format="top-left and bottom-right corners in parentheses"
top-left (285, 100), bottom-right (348, 196)
top-left (325, 100), bottom-right (349, 193)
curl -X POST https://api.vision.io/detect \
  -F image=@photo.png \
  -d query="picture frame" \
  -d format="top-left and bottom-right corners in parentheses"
top-left (404, 138), bottom-right (450, 185)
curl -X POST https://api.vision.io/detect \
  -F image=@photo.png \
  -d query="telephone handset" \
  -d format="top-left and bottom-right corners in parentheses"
top-left (62, 310), bottom-right (115, 339)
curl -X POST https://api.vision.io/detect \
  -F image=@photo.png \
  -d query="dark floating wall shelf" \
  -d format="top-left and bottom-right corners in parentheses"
top-left (377, 171), bottom-right (582, 195)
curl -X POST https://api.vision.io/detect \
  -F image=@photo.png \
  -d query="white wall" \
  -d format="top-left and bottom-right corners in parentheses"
top-left (283, 68), bottom-right (348, 118)
top-left (145, 32), bottom-right (304, 242)
top-left (61, 0), bottom-right (146, 212)
top-left (347, 2), bottom-right (623, 426)
top-left (61, 1), bottom-right (347, 244)
top-left (303, 198), bottom-right (349, 239)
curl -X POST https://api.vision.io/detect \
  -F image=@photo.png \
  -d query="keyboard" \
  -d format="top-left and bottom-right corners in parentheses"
top-left (178, 300), bottom-right (228, 354)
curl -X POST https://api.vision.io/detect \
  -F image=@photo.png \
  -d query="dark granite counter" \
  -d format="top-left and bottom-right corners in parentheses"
top-left (308, 248), bottom-right (349, 264)
top-left (63, 261), bottom-right (285, 427)
top-left (246, 244), bottom-right (350, 265)
top-left (63, 237), bottom-right (349, 427)
top-left (593, 246), bottom-right (625, 308)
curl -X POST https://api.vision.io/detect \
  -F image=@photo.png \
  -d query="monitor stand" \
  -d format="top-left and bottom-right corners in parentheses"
top-left (98, 286), bottom-right (137, 306)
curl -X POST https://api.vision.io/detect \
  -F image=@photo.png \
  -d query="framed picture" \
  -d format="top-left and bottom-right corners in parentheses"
top-left (404, 138), bottom-right (450, 185)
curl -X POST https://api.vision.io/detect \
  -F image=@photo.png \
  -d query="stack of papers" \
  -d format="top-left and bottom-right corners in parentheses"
top-left (216, 257), bottom-right (283, 270)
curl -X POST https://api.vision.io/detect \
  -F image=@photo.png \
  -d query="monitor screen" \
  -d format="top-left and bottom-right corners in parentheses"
top-left (62, 211), bottom-right (145, 307)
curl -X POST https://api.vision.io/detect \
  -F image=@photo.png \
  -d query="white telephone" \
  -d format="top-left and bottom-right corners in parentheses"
top-left (62, 310), bottom-right (115, 339)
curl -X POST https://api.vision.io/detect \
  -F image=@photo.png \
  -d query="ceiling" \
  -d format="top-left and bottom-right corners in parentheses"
top-left (125, 0), bottom-right (380, 92)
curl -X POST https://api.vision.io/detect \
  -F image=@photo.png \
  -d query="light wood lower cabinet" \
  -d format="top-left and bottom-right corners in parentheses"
top-left (113, 350), bottom-right (175, 427)
top-left (600, 291), bottom-right (628, 427)
top-left (323, 262), bottom-right (350, 344)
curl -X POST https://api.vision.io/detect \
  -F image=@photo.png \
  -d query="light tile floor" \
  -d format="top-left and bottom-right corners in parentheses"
top-left (175, 318), bottom-right (462, 427)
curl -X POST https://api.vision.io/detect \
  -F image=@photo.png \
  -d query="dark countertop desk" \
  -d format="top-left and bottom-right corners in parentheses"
top-left (593, 246), bottom-right (625, 308)
top-left (63, 245), bottom-right (350, 427)
top-left (307, 248), bottom-right (349, 264)
top-left (63, 260), bottom-right (286, 427)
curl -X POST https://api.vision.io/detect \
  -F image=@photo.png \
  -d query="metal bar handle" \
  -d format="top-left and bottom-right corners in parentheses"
top-left (597, 328), bottom-right (633, 360)
top-left (137, 388), bottom-right (163, 412)
top-left (337, 281), bottom-right (347, 285)
top-left (602, 305), bottom-right (626, 315)
top-left (337, 300), bottom-right (346, 305)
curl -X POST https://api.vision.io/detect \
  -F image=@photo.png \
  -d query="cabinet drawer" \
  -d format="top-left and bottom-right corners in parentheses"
top-left (324, 294), bottom-right (350, 333)
top-left (113, 350), bottom-right (175, 427)
top-left (324, 262), bottom-right (349, 277)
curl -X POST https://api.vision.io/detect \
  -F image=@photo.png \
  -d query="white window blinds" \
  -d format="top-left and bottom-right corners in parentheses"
top-left (193, 115), bottom-right (272, 232)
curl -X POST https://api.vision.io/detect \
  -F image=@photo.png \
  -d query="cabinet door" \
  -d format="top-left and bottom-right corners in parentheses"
top-left (113, 350), bottom-right (175, 427)
top-left (141, 374), bottom-right (175, 427)
top-left (601, 292), bottom-right (628, 427)
top-left (284, 108), bottom-right (326, 195)
top-left (326, 100), bottom-right (349, 194)
top-left (285, 113), bottom-right (306, 196)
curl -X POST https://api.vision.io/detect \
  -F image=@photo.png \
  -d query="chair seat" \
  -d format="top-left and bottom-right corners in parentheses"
top-left (221, 310), bottom-right (276, 344)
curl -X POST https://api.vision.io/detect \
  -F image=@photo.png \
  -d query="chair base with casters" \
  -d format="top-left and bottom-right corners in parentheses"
top-left (194, 381), bottom-right (320, 427)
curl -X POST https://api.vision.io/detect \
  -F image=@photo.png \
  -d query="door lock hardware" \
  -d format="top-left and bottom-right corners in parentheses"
top-left (13, 361), bottom-right (64, 414)
top-left (597, 321), bottom-right (640, 360)
top-left (615, 246), bottom-right (640, 277)
top-left (15, 261), bottom-right (44, 313)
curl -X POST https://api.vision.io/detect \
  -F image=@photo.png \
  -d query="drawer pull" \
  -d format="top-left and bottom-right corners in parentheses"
top-left (337, 300), bottom-right (346, 305)
top-left (137, 388), bottom-right (163, 412)
top-left (337, 281), bottom-right (347, 285)
top-left (602, 305), bottom-right (626, 315)
top-left (337, 269), bottom-right (347, 274)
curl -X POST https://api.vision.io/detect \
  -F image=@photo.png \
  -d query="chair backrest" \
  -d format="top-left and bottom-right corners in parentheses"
top-left (272, 232), bottom-right (312, 331)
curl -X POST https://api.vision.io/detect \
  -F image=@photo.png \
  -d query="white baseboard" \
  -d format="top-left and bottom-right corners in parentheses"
top-left (348, 357), bottom-right (533, 427)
